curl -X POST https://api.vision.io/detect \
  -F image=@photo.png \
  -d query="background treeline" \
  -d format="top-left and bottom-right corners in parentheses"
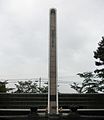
top-left (0, 80), bottom-right (48, 93)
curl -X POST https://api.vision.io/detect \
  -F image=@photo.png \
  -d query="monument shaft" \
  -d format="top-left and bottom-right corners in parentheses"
top-left (48, 9), bottom-right (58, 114)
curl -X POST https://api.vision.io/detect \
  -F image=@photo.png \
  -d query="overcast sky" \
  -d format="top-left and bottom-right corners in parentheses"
top-left (0, 0), bottom-right (104, 92)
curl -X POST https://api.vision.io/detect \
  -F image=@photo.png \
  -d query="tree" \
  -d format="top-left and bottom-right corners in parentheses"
top-left (14, 80), bottom-right (48, 93)
top-left (94, 36), bottom-right (104, 92)
top-left (38, 86), bottom-right (48, 93)
top-left (71, 72), bottom-right (99, 93)
top-left (94, 36), bottom-right (104, 78)
top-left (0, 80), bottom-right (13, 93)
top-left (71, 37), bottom-right (104, 93)
top-left (36, 78), bottom-right (48, 93)
top-left (14, 80), bottom-right (38, 93)
top-left (38, 81), bottom-right (48, 93)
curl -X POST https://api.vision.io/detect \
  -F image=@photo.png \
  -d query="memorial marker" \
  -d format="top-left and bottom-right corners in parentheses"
top-left (48, 8), bottom-right (58, 114)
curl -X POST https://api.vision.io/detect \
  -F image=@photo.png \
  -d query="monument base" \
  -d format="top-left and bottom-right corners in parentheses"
top-left (48, 113), bottom-right (61, 120)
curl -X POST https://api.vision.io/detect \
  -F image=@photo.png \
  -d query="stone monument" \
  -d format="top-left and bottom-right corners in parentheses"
top-left (48, 8), bottom-right (58, 115)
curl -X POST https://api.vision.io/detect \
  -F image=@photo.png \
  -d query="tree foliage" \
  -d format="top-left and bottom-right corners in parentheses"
top-left (94, 36), bottom-right (104, 78)
top-left (71, 72), bottom-right (99, 93)
top-left (0, 80), bottom-right (13, 93)
top-left (38, 86), bottom-right (48, 93)
top-left (14, 80), bottom-right (48, 93)
top-left (93, 36), bottom-right (104, 92)
top-left (14, 80), bottom-right (38, 93)
top-left (71, 37), bottom-right (104, 93)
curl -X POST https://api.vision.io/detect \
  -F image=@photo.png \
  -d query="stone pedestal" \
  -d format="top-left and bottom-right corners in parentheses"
top-left (48, 114), bottom-right (61, 120)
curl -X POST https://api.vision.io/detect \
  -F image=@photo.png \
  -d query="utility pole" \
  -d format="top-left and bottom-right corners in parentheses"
top-left (39, 77), bottom-right (41, 89)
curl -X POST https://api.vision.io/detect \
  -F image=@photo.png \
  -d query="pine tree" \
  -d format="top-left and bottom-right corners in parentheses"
top-left (94, 37), bottom-right (104, 78)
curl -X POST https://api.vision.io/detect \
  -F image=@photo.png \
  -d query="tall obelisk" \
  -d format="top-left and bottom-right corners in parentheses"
top-left (48, 8), bottom-right (58, 114)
